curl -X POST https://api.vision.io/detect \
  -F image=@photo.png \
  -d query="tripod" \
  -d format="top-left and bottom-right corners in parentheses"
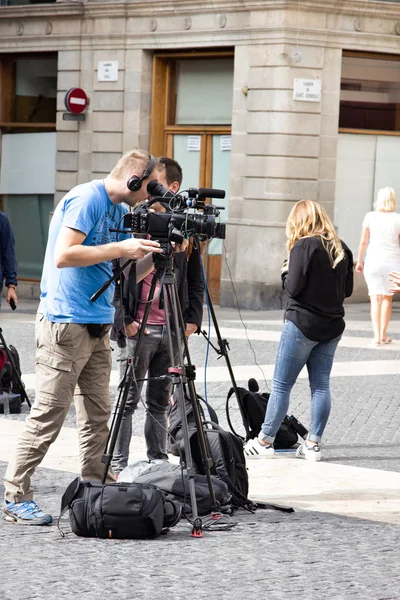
top-left (101, 242), bottom-right (220, 536)
top-left (200, 281), bottom-right (251, 439)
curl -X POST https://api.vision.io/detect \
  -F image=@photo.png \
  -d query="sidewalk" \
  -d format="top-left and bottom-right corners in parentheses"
top-left (1, 300), bottom-right (400, 599)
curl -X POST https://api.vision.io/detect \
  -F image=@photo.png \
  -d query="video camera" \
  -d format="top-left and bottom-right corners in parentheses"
top-left (122, 180), bottom-right (226, 245)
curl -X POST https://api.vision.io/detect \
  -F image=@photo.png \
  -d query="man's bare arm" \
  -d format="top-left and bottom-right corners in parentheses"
top-left (54, 226), bottom-right (162, 268)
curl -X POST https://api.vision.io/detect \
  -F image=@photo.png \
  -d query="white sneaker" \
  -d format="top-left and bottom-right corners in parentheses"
top-left (296, 441), bottom-right (322, 462)
top-left (243, 438), bottom-right (275, 459)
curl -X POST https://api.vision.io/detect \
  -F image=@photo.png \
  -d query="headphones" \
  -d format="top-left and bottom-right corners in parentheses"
top-left (127, 155), bottom-right (156, 192)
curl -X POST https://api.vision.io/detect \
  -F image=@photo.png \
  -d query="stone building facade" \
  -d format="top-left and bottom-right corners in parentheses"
top-left (1, 0), bottom-right (400, 306)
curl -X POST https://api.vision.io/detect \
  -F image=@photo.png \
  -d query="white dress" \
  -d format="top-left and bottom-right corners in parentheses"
top-left (363, 211), bottom-right (400, 295)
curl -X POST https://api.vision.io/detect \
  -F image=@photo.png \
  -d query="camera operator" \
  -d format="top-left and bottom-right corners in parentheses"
top-left (3, 149), bottom-right (163, 526)
top-left (110, 157), bottom-right (204, 473)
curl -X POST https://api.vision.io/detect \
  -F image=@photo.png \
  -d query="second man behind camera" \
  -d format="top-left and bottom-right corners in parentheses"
top-left (111, 157), bottom-right (204, 473)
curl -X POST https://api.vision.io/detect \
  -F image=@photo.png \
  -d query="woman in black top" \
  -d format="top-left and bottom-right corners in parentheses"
top-left (244, 200), bottom-right (353, 461)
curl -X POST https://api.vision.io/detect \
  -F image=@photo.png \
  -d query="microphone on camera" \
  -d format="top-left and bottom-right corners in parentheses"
top-left (248, 378), bottom-right (259, 393)
top-left (197, 188), bottom-right (226, 200)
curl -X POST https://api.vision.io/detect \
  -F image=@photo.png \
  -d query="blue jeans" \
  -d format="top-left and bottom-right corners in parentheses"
top-left (260, 320), bottom-right (341, 444)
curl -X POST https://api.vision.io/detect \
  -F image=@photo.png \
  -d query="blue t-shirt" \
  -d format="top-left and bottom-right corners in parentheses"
top-left (40, 180), bottom-right (129, 324)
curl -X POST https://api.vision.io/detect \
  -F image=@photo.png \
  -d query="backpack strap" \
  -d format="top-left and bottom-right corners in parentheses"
top-left (196, 394), bottom-right (218, 424)
top-left (244, 498), bottom-right (294, 513)
top-left (225, 387), bottom-right (248, 440)
top-left (57, 477), bottom-right (82, 537)
top-left (162, 498), bottom-right (182, 530)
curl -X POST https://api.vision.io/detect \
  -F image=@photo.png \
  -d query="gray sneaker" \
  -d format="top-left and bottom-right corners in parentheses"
top-left (296, 442), bottom-right (322, 462)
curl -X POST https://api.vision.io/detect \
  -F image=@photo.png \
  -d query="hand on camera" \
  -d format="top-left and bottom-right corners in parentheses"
top-left (121, 238), bottom-right (163, 260)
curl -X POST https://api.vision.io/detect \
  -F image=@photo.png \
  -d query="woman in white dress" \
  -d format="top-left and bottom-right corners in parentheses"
top-left (356, 187), bottom-right (400, 345)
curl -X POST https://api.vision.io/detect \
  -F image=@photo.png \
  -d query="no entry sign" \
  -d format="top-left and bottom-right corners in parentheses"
top-left (64, 88), bottom-right (88, 114)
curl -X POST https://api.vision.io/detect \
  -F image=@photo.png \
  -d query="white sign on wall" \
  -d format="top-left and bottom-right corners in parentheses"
top-left (97, 61), bottom-right (119, 82)
top-left (187, 135), bottom-right (201, 152)
top-left (220, 135), bottom-right (232, 152)
top-left (293, 78), bottom-right (321, 102)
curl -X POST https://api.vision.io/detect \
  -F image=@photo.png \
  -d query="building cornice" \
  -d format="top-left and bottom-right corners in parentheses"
top-left (0, 3), bottom-right (83, 19)
top-left (0, 0), bottom-right (399, 21)
top-left (1, 0), bottom-right (400, 52)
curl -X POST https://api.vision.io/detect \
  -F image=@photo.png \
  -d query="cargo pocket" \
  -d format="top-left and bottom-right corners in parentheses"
top-left (36, 348), bottom-right (74, 373)
top-left (35, 348), bottom-right (76, 403)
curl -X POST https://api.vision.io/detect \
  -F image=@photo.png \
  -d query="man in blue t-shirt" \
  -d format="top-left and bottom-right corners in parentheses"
top-left (3, 149), bottom-right (163, 526)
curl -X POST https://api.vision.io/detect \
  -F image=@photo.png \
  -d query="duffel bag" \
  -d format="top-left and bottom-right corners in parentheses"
top-left (59, 477), bottom-right (182, 539)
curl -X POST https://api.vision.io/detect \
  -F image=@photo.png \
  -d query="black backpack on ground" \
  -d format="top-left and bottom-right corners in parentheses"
top-left (0, 345), bottom-right (24, 414)
top-left (186, 423), bottom-right (249, 508)
top-left (59, 477), bottom-right (182, 539)
top-left (168, 389), bottom-right (218, 456)
top-left (186, 423), bottom-right (293, 514)
top-left (127, 461), bottom-right (233, 516)
top-left (168, 394), bottom-right (251, 509)
top-left (226, 383), bottom-right (305, 448)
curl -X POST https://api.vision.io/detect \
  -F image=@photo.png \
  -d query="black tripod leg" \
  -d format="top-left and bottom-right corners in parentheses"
top-left (174, 294), bottom-right (219, 513)
top-left (162, 286), bottom-right (201, 525)
top-left (101, 274), bottom-right (159, 483)
top-left (101, 359), bottom-right (133, 483)
top-left (0, 327), bottom-right (31, 408)
top-left (202, 280), bottom-right (250, 439)
top-left (166, 283), bottom-right (220, 521)
top-left (132, 274), bottom-right (158, 370)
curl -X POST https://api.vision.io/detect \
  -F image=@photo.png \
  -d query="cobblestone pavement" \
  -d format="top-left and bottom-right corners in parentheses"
top-left (1, 300), bottom-right (400, 599)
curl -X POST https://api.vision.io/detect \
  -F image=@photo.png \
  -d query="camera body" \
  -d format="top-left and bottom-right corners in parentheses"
top-left (122, 180), bottom-right (226, 244)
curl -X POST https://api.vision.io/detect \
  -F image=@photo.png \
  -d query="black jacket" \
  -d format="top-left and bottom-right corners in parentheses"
top-left (0, 212), bottom-right (18, 292)
top-left (282, 236), bottom-right (354, 342)
top-left (111, 242), bottom-right (204, 346)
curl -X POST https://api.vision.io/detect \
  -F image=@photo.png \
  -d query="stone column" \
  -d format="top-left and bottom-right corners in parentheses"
top-left (123, 49), bottom-right (153, 152)
top-left (55, 50), bottom-right (81, 205)
top-left (221, 43), bottom-right (342, 309)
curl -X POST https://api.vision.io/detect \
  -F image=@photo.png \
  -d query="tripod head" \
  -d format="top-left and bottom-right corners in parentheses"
top-left (152, 238), bottom-right (175, 276)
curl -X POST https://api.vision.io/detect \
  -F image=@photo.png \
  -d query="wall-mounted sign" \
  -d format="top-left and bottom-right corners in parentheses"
top-left (220, 135), bottom-right (232, 152)
top-left (187, 135), bottom-right (201, 152)
top-left (63, 113), bottom-right (86, 122)
top-left (293, 78), bottom-right (321, 102)
top-left (64, 88), bottom-right (88, 114)
top-left (98, 61), bottom-right (119, 82)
